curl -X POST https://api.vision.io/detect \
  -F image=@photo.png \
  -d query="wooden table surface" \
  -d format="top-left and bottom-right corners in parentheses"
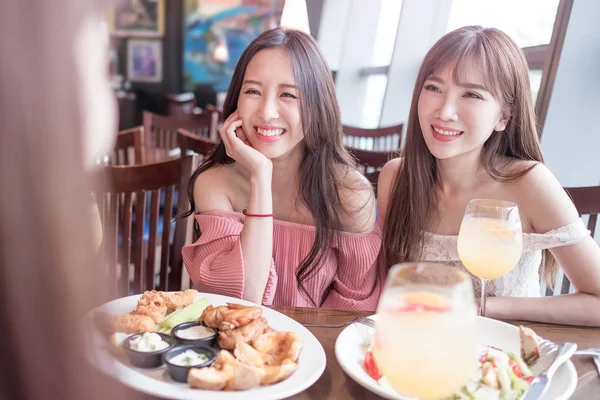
top-left (134, 306), bottom-right (600, 400)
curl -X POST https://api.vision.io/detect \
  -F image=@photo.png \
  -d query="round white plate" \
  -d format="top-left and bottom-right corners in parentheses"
top-left (335, 316), bottom-right (577, 400)
top-left (87, 293), bottom-right (326, 400)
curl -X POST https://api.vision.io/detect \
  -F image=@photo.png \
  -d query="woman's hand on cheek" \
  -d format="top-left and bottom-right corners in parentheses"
top-left (219, 110), bottom-right (272, 176)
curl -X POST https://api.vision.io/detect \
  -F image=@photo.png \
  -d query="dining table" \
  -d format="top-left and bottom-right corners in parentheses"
top-left (130, 306), bottom-right (600, 400)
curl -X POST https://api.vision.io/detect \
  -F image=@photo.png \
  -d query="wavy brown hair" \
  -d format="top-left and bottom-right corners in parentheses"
top-left (383, 26), bottom-right (557, 286)
top-left (182, 28), bottom-right (358, 305)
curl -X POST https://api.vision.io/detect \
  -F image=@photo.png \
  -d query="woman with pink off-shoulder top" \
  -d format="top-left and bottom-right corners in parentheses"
top-left (180, 28), bottom-right (383, 310)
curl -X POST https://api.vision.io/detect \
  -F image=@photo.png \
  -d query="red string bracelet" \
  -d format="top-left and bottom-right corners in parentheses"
top-left (242, 208), bottom-right (274, 218)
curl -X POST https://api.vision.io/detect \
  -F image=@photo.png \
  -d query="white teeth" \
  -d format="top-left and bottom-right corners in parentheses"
top-left (257, 128), bottom-right (285, 137)
top-left (433, 126), bottom-right (462, 136)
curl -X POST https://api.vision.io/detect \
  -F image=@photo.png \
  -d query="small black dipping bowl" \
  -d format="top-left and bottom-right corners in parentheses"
top-left (164, 344), bottom-right (218, 383)
top-left (171, 321), bottom-right (218, 347)
top-left (122, 332), bottom-right (177, 369)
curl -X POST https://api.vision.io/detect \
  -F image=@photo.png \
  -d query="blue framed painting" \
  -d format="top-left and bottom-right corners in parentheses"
top-left (183, 0), bottom-right (285, 93)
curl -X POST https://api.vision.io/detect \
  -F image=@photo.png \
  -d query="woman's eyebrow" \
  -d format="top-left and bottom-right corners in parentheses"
top-left (427, 75), bottom-right (488, 92)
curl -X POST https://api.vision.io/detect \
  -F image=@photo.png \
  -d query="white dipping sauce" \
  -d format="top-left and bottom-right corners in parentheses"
top-left (176, 325), bottom-right (215, 340)
top-left (169, 350), bottom-right (210, 367)
top-left (129, 333), bottom-right (169, 352)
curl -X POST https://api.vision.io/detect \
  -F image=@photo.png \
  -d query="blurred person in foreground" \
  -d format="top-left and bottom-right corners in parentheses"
top-left (0, 1), bottom-right (129, 399)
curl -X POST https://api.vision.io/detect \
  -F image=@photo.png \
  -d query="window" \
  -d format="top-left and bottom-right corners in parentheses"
top-left (362, 75), bottom-right (389, 128)
top-left (447, 0), bottom-right (561, 103)
top-left (361, 0), bottom-right (403, 127)
top-left (529, 69), bottom-right (543, 105)
top-left (446, 0), bottom-right (560, 48)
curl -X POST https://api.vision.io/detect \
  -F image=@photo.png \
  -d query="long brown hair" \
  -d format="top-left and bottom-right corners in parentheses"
top-left (0, 1), bottom-right (126, 399)
top-left (182, 28), bottom-right (357, 305)
top-left (383, 26), bottom-right (556, 286)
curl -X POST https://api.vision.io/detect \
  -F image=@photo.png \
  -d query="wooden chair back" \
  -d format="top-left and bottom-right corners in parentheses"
top-left (544, 185), bottom-right (600, 296)
top-left (347, 148), bottom-right (396, 193)
top-left (342, 124), bottom-right (404, 152)
top-left (203, 103), bottom-right (224, 141)
top-left (165, 92), bottom-right (197, 116)
top-left (143, 111), bottom-right (212, 150)
top-left (96, 155), bottom-right (198, 297)
top-left (177, 129), bottom-right (219, 158)
top-left (111, 126), bottom-right (146, 165)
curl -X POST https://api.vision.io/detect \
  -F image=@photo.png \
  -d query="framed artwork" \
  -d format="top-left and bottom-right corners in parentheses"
top-left (182, 0), bottom-right (285, 92)
top-left (109, 0), bottom-right (165, 37)
top-left (127, 39), bottom-right (163, 83)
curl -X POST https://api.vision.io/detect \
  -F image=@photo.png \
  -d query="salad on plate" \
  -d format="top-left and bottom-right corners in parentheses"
top-left (362, 326), bottom-right (541, 400)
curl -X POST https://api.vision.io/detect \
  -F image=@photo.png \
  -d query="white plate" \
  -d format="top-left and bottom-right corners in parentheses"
top-left (335, 316), bottom-right (577, 400)
top-left (87, 293), bottom-right (326, 400)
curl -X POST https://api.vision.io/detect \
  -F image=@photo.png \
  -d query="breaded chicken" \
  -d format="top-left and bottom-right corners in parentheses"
top-left (133, 291), bottom-right (168, 323)
top-left (160, 289), bottom-right (198, 310)
top-left (218, 317), bottom-right (268, 350)
top-left (94, 312), bottom-right (155, 334)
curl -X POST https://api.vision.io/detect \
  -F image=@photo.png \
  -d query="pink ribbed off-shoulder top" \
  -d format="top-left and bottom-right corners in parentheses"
top-left (182, 210), bottom-right (383, 310)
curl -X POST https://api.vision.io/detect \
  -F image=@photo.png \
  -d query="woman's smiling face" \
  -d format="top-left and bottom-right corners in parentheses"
top-left (237, 47), bottom-right (304, 160)
top-left (418, 64), bottom-right (509, 161)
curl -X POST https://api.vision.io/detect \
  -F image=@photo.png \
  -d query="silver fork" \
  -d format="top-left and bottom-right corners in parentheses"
top-left (537, 337), bottom-right (600, 357)
top-left (302, 316), bottom-right (375, 329)
top-left (536, 337), bottom-right (600, 380)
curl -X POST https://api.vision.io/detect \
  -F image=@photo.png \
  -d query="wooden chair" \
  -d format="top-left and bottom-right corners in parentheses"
top-left (143, 111), bottom-right (212, 150)
top-left (110, 126), bottom-right (146, 165)
top-left (165, 92), bottom-right (198, 116)
top-left (177, 129), bottom-right (218, 158)
top-left (546, 186), bottom-right (600, 296)
top-left (204, 103), bottom-right (224, 141)
top-left (96, 155), bottom-right (198, 297)
top-left (347, 148), bottom-right (396, 193)
top-left (342, 124), bottom-right (404, 152)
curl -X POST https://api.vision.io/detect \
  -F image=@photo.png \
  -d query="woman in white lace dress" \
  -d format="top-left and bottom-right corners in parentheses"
top-left (377, 26), bottom-right (600, 326)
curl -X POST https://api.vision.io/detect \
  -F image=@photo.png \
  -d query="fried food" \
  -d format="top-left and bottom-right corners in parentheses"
top-left (201, 303), bottom-right (263, 330)
top-left (188, 350), bottom-right (237, 391)
top-left (519, 325), bottom-right (540, 364)
top-left (234, 340), bottom-right (299, 385)
top-left (218, 317), bottom-right (268, 350)
top-left (251, 331), bottom-right (303, 365)
top-left (94, 312), bottom-right (155, 334)
top-left (188, 350), bottom-right (265, 391)
top-left (132, 291), bottom-right (168, 323)
top-left (262, 359), bottom-right (298, 385)
top-left (228, 359), bottom-right (265, 390)
top-left (160, 289), bottom-right (198, 310)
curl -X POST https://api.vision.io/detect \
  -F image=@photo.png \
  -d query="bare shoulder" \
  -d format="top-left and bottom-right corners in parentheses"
top-left (192, 164), bottom-right (236, 213)
top-left (511, 162), bottom-right (579, 232)
top-left (376, 157), bottom-right (403, 223)
top-left (378, 157), bottom-right (402, 197)
top-left (337, 168), bottom-right (377, 233)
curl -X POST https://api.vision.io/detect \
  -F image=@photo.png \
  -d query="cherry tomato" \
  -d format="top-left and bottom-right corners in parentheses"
top-left (364, 351), bottom-right (382, 381)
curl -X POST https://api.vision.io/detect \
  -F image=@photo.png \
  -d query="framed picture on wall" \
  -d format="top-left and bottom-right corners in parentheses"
top-left (109, 0), bottom-right (165, 37)
top-left (127, 39), bottom-right (162, 83)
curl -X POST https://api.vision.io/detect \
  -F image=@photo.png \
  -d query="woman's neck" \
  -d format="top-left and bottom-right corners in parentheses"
top-left (270, 145), bottom-right (304, 191)
top-left (436, 148), bottom-right (485, 195)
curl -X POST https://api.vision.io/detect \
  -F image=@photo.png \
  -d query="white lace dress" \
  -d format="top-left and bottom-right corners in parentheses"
top-left (421, 219), bottom-right (590, 297)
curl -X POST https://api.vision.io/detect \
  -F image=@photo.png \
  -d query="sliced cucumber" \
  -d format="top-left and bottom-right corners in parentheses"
top-left (155, 298), bottom-right (209, 333)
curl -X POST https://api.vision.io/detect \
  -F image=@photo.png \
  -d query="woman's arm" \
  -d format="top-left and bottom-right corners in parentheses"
top-left (193, 110), bottom-right (275, 304)
top-left (487, 164), bottom-right (600, 326)
top-left (320, 170), bottom-right (382, 310)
